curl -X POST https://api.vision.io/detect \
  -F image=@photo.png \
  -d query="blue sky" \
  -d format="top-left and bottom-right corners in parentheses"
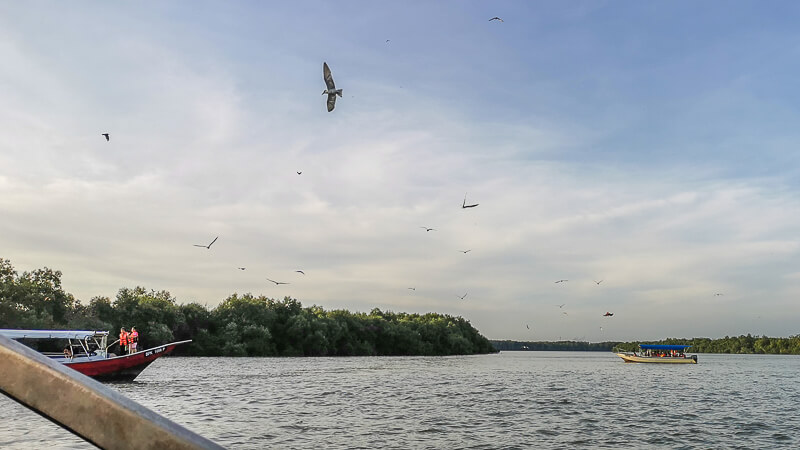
top-left (2, 1), bottom-right (800, 341)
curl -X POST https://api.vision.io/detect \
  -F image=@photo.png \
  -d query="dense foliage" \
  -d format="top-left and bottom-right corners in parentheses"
top-left (0, 258), bottom-right (496, 357)
top-left (617, 335), bottom-right (800, 355)
top-left (493, 335), bottom-right (800, 355)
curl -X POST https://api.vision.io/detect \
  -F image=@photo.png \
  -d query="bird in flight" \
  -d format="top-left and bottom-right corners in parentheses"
top-left (555, 303), bottom-right (565, 308)
top-left (462, 193), bottom-right (479, 208)
top-left (714, 293), bottom-right (724, 296)
top-left (322, 62), bottom-right (343, 112)
top-left (420, 226), bottom-right (436, 232)
top-left (101, 133), bottom-right (110, 141)
top-left (594, 280), bottom-right (603, 285)
top-left (237, 267), bottom-right (246, 271)
top-left (457, 293), bottom-right (468, 300)
top-left (603, 312), bottom-right (614, 317)
top-left (193, 236), bottom-right (218, 249)
top-left (297, 171), bottom-right (302, 175)
top-left (408, 287), bottom-right (415, 291)
top-left (266, 278), bottom-right (289, 285)
top-left (295, 270), bottom-right (305, 275)
top-left (385, 39), bottom-right (390, 43)
top-left (489, 17), bottom-right (504, 22)
top-left (555, 279), bottom-right (568, 283)
top-left (562, 311), bottom-right (568, 316)
top-left (526, 324), bottom-right (530, 330)
top-left (459, 249), bottom-right (471, 254)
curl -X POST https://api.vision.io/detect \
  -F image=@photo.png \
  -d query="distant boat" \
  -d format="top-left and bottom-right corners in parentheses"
top-left (616, 344), bottom-right (697, 364)
top-left (0, 329), bottom-right (191, 381)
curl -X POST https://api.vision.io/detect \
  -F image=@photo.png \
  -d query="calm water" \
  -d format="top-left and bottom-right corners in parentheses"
top-left (1, 352), bottom-right (799, 449)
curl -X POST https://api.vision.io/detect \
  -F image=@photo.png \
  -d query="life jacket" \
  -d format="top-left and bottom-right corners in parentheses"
top-left (130, 331), bottom-right (139, 342)
top-left (120, 331), bottom-right (128, 346)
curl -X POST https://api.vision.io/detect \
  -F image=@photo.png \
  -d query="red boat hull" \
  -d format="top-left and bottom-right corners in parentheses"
top-left (65, 340), bottom-right (191, 381)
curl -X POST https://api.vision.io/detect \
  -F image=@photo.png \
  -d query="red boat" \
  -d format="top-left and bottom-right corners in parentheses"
top-left (0, 329), bottom-right (190, 381)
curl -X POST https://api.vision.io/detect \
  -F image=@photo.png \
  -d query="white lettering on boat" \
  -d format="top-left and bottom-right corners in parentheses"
top-left (144, 346), bottom-right (165, 357)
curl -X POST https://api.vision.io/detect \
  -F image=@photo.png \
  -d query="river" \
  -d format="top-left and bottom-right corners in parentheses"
top-left (1, 352), bottom-right (798, 449)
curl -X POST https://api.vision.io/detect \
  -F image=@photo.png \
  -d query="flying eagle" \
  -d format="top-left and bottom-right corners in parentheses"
top-left (322, 62), bottom-right (343, 112)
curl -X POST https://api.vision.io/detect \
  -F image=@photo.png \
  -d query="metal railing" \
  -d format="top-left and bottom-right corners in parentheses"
top-left (0, 334), bottom-right (224, 450)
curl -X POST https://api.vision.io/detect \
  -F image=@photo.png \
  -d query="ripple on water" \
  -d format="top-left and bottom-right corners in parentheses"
top-left (1, 353), bottom-right (800, 449)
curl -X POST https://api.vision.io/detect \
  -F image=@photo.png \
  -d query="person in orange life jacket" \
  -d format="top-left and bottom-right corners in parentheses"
top-left (119, 327), bottom-right (128, 353)
top-left (129, 327), bottom-right (139, 354)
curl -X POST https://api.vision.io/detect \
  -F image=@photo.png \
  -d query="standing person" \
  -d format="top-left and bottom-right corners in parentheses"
top-left (119, 327), bottom-right (128, 354)
top-left (129, 327), bottom-right (139, 354)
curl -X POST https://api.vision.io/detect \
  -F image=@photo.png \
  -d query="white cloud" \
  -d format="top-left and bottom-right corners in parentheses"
top-left (1, 2), bottom-right (799, 342)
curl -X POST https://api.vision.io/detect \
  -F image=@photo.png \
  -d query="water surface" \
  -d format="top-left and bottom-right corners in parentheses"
top-left (1, 352), bottom-right (798, 449)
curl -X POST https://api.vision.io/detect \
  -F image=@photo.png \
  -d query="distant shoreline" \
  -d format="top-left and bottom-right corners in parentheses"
top-left (491, 335), bottom-right (800, 355)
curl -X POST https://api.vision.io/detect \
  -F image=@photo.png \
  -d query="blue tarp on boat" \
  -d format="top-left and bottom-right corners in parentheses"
top-left (639, 344), bottom-right (691, 350)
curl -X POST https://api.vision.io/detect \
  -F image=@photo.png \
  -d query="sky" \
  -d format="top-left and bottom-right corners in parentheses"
top-left (2, 1), bottom-right (800, 342)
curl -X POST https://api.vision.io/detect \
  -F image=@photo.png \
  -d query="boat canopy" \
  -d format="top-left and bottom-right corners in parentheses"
top-left (639, 344), bottom-right (691, 350)
top-left (0, 329), bottom-right (109, 340)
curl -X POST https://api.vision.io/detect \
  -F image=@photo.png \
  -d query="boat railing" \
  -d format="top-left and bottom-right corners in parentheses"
top-left (612, 345), bottom-right (636, 355)
top-left (106, 338), bottom-right (121, 355)
top-left (0, 333), bottom-right (223, 449)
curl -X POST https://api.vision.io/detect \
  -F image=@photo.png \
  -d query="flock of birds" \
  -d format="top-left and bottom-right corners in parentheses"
top-left (97, 16), bottom-right (621, 338)
top-left (95, 15), bottom-right (727, 339)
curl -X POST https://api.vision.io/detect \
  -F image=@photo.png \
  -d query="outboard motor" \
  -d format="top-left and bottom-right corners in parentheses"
top-left (692, 355), bottom-right (698, 363)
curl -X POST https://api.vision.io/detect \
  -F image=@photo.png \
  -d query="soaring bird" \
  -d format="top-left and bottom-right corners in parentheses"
top-left (714, 293), bottom-right (724, 296)
top-left (555, 304), bottom-right (565, 308)
top-left (462, 193), bottom-right (479, 208)
top-left (594, 280), bottom-right (603, 285)
top-left (297, 171), bottom-right (302, 175)
top-left (408, 287), bottom-right (416, 291)
top-left (459, 249), bottom-right (471, 254)
top-left (237, 267), bottom-right (246, 271)
top-left (101, 133), bottom-right (110, 141)
top-left (295, 270), bottom-right (305, 275)
top-left (322, 62), bottom-right (343, 112)
top-left (420, 226), bottom-right (436, 232)
top-left (526, 324), bottom-right (530, 330)
top-left (489, 17), bottom-right (504, 22)
top-left (555, 279), bottom-right (568, 283)
top-left (193, 236), bottom-right (218, 249)
top-left (457, 293), bottom-right (468, 300)
top-left (266, 278), bottom-right (289, 285)
top-left (603, 312), bottom-right (614, 317)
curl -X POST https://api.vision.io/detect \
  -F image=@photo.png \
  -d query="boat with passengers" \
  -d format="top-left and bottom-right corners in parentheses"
top-left (616, 344), bottom-right (698, 364)
top-left (0, 329), bottom-right (191, 380)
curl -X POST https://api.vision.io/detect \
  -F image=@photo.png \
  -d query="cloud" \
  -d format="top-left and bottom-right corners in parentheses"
top-left (2, 2), bottom-right (800, 342)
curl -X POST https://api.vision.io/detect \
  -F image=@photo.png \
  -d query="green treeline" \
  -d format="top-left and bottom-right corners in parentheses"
top-left (493, 335), bottom-right (800, 355)
top-left (618, 336), bottom-right (800, 355)
top-left (0, 258), bottom-right (496, 356)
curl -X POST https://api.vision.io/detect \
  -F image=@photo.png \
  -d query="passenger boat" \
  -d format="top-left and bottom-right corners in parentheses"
top-left (616, 344), bottom-right (698, 364)
top-left (0, 329), bottom-right (191, 381)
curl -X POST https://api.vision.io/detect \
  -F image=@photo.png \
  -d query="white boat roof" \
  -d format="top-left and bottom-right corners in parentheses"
top-left (0, 329), bottom-right (109, 340)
